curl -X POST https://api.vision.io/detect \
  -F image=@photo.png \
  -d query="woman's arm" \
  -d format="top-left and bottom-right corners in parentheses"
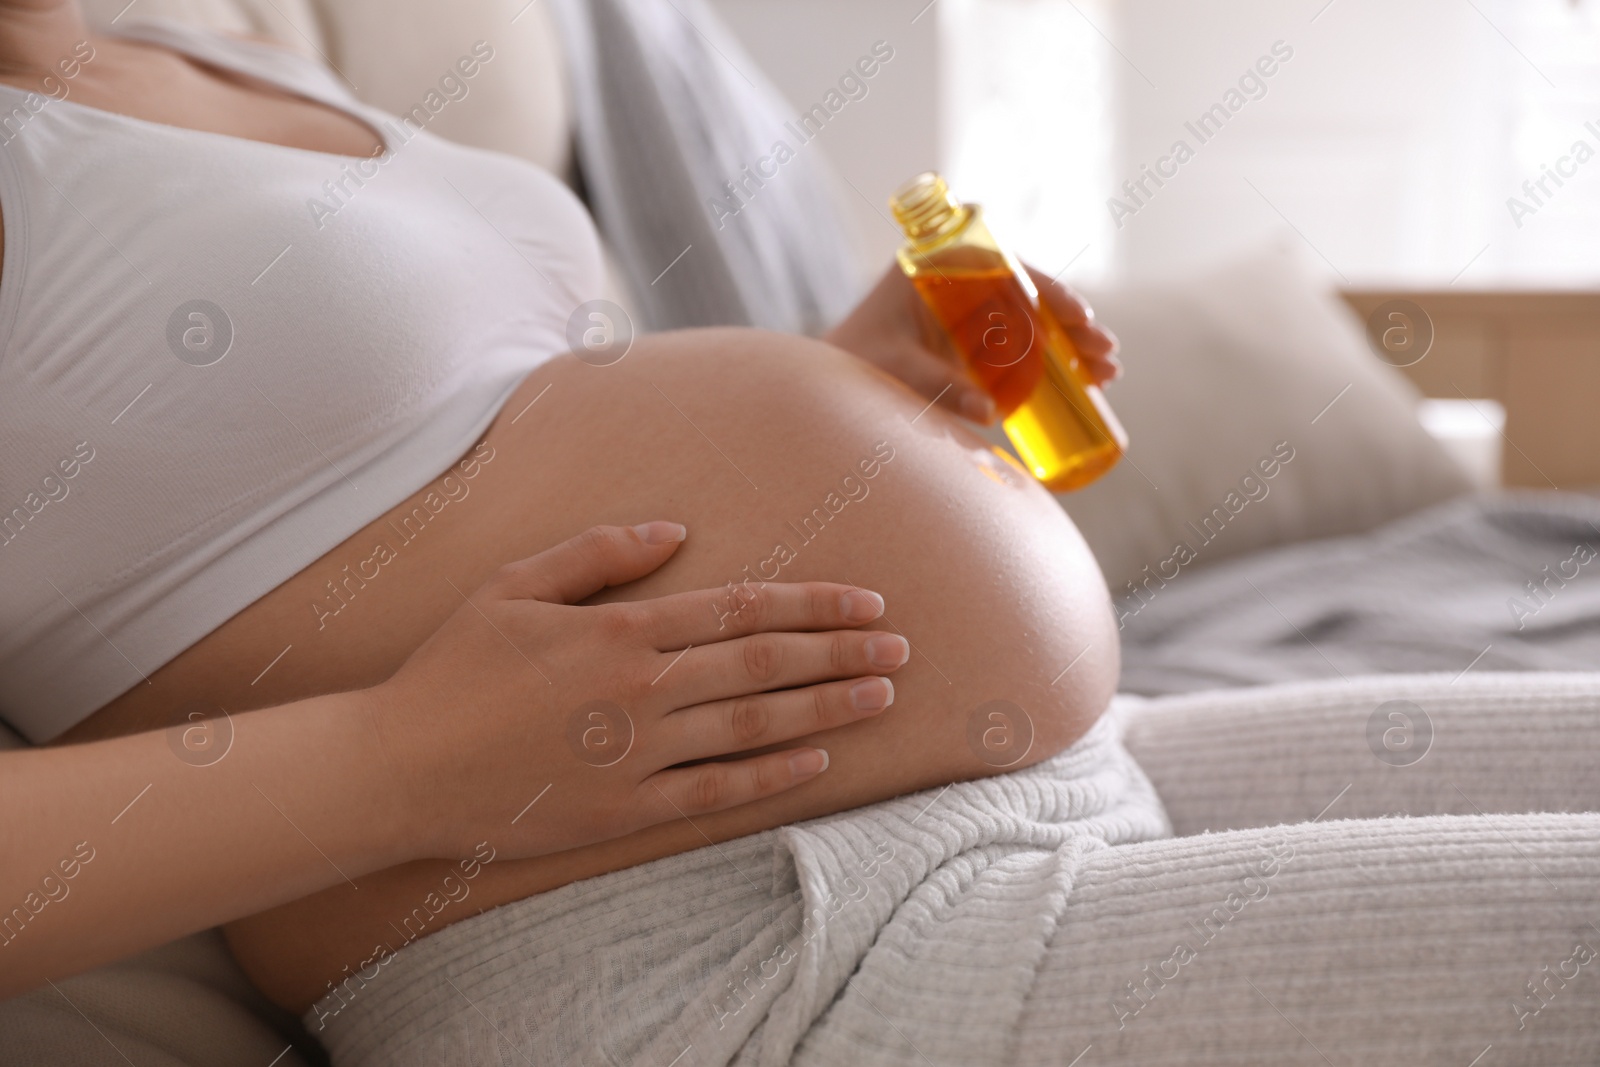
top-left (1, 687), bottom-right (411, 996)
top-left (1, 522), bottom-right (903, 997)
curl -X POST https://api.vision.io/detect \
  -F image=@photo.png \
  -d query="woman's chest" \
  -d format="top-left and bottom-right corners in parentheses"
top-left (60, 40), bottom-right (386, 158)
top-left (0, 97), bottom-right (601, 487)
top-left (0, 98), bottom-right (603, 734)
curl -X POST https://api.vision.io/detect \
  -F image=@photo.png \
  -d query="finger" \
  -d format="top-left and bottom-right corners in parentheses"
top-left (660, 629), bottom-right (910, 709)
top-left (663, 676), bottom-right (893, 764)
top-left (1024, 263), bottom-right (1121, 382)
top-left (1024, 263), bottom-right (1093, 327)
top-left (639, 747), bottom-right (830, 822)
top-left (640, 581), bottom-right (886, 649)
top-left (492, 522), bottom-right (686, 604)
top-left (1064, 319), bottom-right (1119, 360)
top-left (1064, 324), bottom-right (1123, 385)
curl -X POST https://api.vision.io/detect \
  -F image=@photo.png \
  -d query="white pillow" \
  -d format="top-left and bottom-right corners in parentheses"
top-left (1054, 244), bottom-right (1472, 596)
top-left (82, 0), bottom-right (325, 55)
top-left (313, 0), bottom-right (572, 175)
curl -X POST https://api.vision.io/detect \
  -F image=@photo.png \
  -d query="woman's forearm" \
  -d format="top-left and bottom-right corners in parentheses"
top-left (0, 688), bottom-right (406, 997)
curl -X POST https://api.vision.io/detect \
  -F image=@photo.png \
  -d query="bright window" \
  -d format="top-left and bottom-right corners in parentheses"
top-left (944, 0), bottom-right (1600, 286)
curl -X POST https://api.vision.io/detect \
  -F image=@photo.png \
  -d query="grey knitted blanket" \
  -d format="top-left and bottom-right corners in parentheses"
top-left (308, 709), bottom-right (1169, 1067)
top-left (1119, 490), bottom-right (1600, 695)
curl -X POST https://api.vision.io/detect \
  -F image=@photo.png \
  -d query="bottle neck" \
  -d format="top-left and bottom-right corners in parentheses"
top-left (891, 172), bottom-right (973, 247)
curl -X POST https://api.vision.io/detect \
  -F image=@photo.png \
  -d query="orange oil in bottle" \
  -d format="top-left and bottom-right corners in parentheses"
top-left (890, 172), bottom-right (1127, 492)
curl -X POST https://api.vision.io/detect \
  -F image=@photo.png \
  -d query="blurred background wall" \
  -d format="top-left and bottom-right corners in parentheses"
top-left (709, 0), bottom-right (1600, 287)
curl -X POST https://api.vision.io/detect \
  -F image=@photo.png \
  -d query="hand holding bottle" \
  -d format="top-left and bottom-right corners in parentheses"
top-left (826, 261), bottom-right (1122, 425)
top-left (867, 172), bottom-right (1127, 492)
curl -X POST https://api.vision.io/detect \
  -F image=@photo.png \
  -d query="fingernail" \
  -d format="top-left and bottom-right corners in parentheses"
top-left (840, 588), bottom-right (885, 622)
top-left (959, 391), bottom-right (996, 423)
top-left (865, 633), bottom-right (911, 670)
top-left (633, 521), bottom-right (686, 545)
top-left (850, 676), bottom-right (894, 712)
top-left (789, 749), bottom-right (828, 778)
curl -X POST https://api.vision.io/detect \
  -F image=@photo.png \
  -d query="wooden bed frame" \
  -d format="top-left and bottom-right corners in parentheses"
top-left (1340, 290), bottom-right (1600, 489)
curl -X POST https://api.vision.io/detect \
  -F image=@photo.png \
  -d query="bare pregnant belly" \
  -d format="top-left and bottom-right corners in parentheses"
top-left (61, 328), bottom-right (1119, 1013)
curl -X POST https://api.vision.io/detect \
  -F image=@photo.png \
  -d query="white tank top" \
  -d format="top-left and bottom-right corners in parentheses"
top-left (0, 20), bottom-right (604, 741)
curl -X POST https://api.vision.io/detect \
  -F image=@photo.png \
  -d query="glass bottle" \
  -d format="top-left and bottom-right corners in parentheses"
top-left (890, 172), bottom-right (1127, 492)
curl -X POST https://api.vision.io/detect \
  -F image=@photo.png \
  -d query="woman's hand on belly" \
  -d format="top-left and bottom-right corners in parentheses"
top-left (372, 522), bottom-right (905, 861)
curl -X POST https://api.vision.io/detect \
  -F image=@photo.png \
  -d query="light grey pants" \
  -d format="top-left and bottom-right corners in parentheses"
top-left (1015, 673), bottom-right (1600, 1066)
top-left (300, 672), bottom-right (1600, 1067)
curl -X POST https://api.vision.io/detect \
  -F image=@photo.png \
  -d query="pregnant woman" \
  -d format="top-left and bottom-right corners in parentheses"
top-left (0, 0), bottom-right (1129, 1040)
top-left (6, 5), bottom-right (1599, 1066)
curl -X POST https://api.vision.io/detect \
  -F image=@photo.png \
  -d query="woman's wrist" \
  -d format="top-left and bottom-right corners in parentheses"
top-left (251, 685), bottom-right (433, 872)
top-left (338, 678), bottom-right (452, 864)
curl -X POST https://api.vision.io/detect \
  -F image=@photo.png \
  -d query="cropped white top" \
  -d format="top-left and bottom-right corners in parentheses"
top-left (0, 20), bottom-right (604, 741)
